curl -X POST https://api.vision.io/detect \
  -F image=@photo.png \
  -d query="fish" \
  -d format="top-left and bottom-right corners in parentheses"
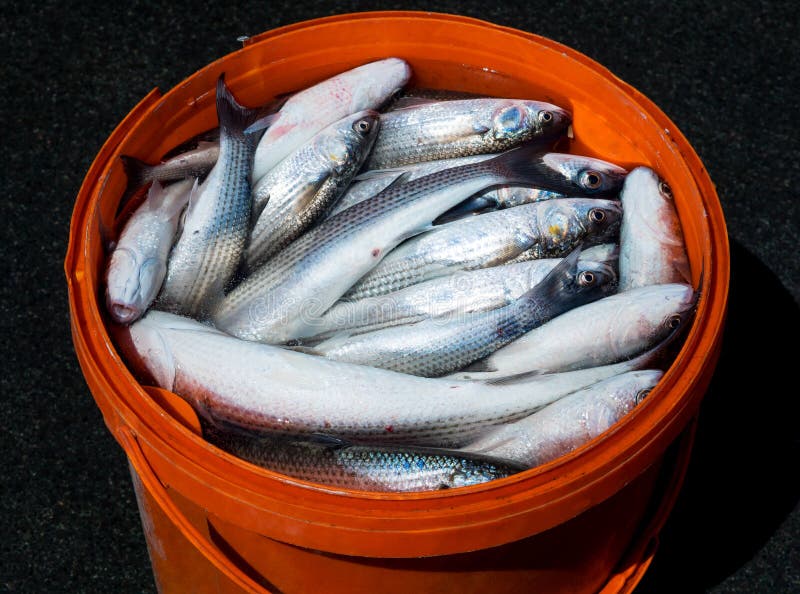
top-left (310, 249), bottom-right (616, 377)
top-left (342, 198), bottom-right (623, 301)
top-left (363, 98), bottom-right (571, 169)
top-left (204, 430), bottom-right (526, 492)
top-left (213, 142), bottom-right (586, 344)
top-left (461, 370), bottom-right (663, 467)
top-left (156, 75), bottom-right (260, 318)
top-left (618, 166), bottom-right (691, 291)
top-left (115, 310), bottom-right (654, 446)
top-left (120, 141), bottom-right (220, 189)
top-left (245, 110), bottom-right (381, 269)
top-left (251, 58), bottom-right (411, 182)
top-left (105, 179), bottom-right (193, 324)
top-left (300, 244), bottom-right (619, 341)
top-left (449, 283), bottom-right (697, 380)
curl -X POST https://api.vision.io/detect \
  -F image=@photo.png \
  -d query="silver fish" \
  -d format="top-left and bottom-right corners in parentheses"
top-left (342, 198), bottom-right (623, 301)
top-left (120, 141), bottom-right (220, 189)
top-left (450, 283), bottom-right (697, 380)
top-left (156, 75), bottom-right (260, 318)
top-left (251, 58), bottom-right (411, 182)
top-left (246, 110), bottom-right (380, 269)
top-left (213, 143), bottom-right (576, 344)
top-left (301, 245), bottom-right (618, 341)
top-left (116, 311), bottom-right (650, 446)
top-left (204, 430), bottom-right (526, 492)
top-left (363, 98), bottom-right (571, 169)
top-left (312, 250), bottom-right (615, 377)
top-left (105, 179), bottom-right (193, 324)
top-left (618, 166), bottom-right (691, 291)
top-left (462, 370), bottom-right (663, 467)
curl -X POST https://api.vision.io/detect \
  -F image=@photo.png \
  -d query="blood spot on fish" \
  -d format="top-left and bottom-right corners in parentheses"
top-left (384, 425), bottom-right (394, 433)
top-left (450, 385), bottom-right (460, 389)
top-left (371, 248), bottom-right (381, 258)
top-left (324, 420), bottom-right (331, 428)
top-left (496, 327), bottom-right (504, 337)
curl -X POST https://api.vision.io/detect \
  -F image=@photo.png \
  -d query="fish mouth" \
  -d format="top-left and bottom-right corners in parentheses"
top-left (109, 302), bottom-right (140, 325)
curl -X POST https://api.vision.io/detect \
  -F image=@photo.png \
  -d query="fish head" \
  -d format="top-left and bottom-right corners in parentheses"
top-left (521, 100), bottom-right (572, 140)
top-left (603, 369), bottom-right (664, 414)
top-left (322, 110), bottom-right (381, 176)
top-left (109, 310), bottom-right (178, 391)
top-left (105, 248), bottom-right (163, 324)
top-left (541, 153), bottom-right (629, 196)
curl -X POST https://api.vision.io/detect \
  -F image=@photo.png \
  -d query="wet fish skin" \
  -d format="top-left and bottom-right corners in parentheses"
top-left (343, 198), bottom-right (623, 301)
top-left (213, 143), bottom-right (571, 344)
top-left (251, 58), bottom-right (411, 181)
top-left (246, 110), bottom-right (381, 269)
top-left (462, 370), bottom-right (663, 467)
top-left (105, 179), bottom-right (193, 324)
top-left (449, 283), bottom-right (697, 380)
top-left (313, 249), bottom-right (616, 377)
top-left (120, 141), bottom-right (220, 189)
top-left (204, 430), bottom-right (526, 492)
top-left (157, 75), bottom-right (260, 318)
top-left (116, 311), bottom-right (648, 446)
top-left (618, 166), bottom-right (691, 290)
top-left (364, 98), bottom-right (571, 170)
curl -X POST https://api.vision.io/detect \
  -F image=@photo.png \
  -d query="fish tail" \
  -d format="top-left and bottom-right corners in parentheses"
top-left (488, 142), bottom-right (574, 193)
top-left (216, 73), bottom-right (262, 143)
top-left (120, 154), bottom-right (155, 189)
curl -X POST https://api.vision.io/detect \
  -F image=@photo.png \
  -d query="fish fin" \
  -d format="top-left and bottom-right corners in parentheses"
top-left (675, 256), bottom-right (693, 285)
top-left (216, 73), bottom-right (261, 142)
top-left (460, 358), bottom-right (497, 373)
top-left (195, 140), bottom-right (219, 151)
top-left (433, 195), bottom-right (498, 225)
top-left (353, 167), bottom-right (408, 181)
top-left (98, 213), bottom-right (117, 255)
top-left (244, 112), bottom-right (279, 135)
top-left (483, 370), bottom-right (545, 385)
top-left (287, 345), bottom-right (325, 356)
top-left (307, 433), bottom-right (350, 448)
top-left (174, 178), bottom-right (200, 242)
top-left (396, 222), bottom-right (435, 243)
top-left (120, 154), bottom-right (155, 189)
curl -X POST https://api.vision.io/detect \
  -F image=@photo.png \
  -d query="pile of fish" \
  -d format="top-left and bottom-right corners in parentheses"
top-left (107, 57), bottom-right (694, 492)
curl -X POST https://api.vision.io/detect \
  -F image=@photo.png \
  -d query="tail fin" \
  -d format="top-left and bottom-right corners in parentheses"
top-left (120, 154), bottom-right (155, 189)
top-left (487, 142), bottom-right (581, 194)
top-left (216, 74), bottom-right (262, 142)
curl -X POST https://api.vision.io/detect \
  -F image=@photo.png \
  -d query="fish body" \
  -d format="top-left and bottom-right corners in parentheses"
top-left (306, 244), bottom-right (619, 340)
top-left (213, 143), bottom-right (577, 344)
top-left (313, 250), bottom-right (615, 377)
top-left (618, 166), bottom-right (691, 290)
top-left (120, 141), bottom-right (220, 189)
top-left (462, 370), bottom-right (663, 467)
top-left (251, 58), bottom-right (411, 181)
top-left (105, 179), bottom-right (193, 324)
top-left (246, 110), bottom-right (380, 269)
top-left (116, 311), bottom-right (647, 446)
top-left (343, 198), bottom-right (622, 301)
top-left (205, 430), bottom-right (526, 492)
top-left (364, 98), bottom-right (570, 169)
top-left (157, 76), bottom-right (260, 318)
top-left (450, 283), bottom-right (696, 380)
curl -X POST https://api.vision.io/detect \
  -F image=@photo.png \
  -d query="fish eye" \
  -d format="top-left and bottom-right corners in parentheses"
top-left (353, 118), bottom-right (372, 134)
top-left (665, 313), bottom-right (682, 330)
top-left (581, 170), bottom-right (603, 190)
top-left (659, 180), bottom-right (673, 199)
top-left (635, 389), bottom-right (651, 405)
top-left (578, 270), bottom-right (596, 286)
top-left (538, 110), bottom-right (553, 124)
top-left (588, 208), bottom-right (606, 223)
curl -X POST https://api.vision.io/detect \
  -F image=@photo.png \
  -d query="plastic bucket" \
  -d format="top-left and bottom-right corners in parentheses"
top-left (65, 11), bottom-right (729, 594)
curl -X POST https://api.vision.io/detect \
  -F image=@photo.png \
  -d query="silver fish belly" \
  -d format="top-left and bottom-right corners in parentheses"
top-left (246, 110), bottom-right (380, 269)
top-left (105, 179), bottom-right (193, 324)
top-left (157, 76), bottom-right (259, 318)
top-left (618, 166), bottom-right (691, 291)
top-left (462, 370), bottom-right (663, 467)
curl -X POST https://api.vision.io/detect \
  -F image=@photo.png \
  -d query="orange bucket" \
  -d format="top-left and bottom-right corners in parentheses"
top-left (65, 11), bottom-right (729, 594)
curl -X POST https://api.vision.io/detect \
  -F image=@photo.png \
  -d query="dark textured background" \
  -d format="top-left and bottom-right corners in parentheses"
top-left (2, 1), bottom-right (798, 592)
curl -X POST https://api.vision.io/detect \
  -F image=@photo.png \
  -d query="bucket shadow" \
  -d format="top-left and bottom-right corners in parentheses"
top-left (636, 239), bottom-right (800, 592)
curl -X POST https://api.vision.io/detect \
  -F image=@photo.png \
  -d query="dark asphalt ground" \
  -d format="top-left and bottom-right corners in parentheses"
top-left (2, 1), bottom-right (798, 592)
